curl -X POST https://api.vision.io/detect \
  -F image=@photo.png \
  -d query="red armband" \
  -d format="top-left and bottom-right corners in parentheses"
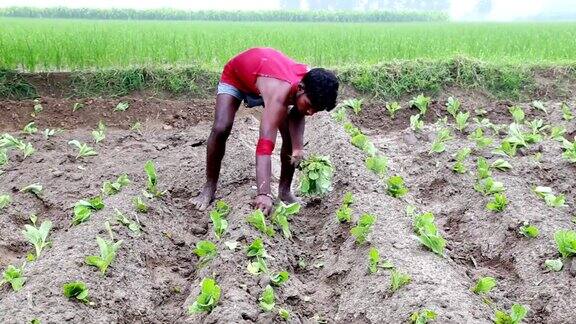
top-left (256, 138), bottom-right (275, 156)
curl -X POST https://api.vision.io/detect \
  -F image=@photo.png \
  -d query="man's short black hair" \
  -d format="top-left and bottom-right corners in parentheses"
top-left (302, 68), bottom-right (339, 112)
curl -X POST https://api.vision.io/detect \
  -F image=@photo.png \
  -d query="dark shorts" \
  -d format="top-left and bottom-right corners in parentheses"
top-left (217, 82), bottom-right (263, 108)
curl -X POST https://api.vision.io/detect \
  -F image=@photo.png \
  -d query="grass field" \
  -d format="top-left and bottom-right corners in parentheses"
top-left (1, 18), bottom-right (576, 71)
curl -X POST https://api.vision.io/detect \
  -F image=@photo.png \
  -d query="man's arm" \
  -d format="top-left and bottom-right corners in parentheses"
top-left (254, 77), bottom-right (291, 215)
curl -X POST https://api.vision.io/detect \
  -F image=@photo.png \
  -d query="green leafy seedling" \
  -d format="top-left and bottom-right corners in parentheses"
top-left (368, 247), bottom-right (380, 274)
top-left (494, 304), bottom-right (528, 324)
top-left (446, 96), bottom-right (461, 118)
top-left (63, 281), bottom-right (90, 303)
top-left (519, 224), bottom-right (539, 238)
top-left (508, 106), bottom-right (525, 124)
top-left (351, 213), bottom-right (376, 245)
top-left (410, 114), bottom-right (424, 132)
top-left (476, 157), bottom-right (491, 180)
top-left (188, 278), bottom-right (221, 314)
top-left (114, 102), bottom-right (129, 112)
top-left (1, 264), bottom-right (26, 292)
top-left (72, 102), bottom-right (84, 112)
top-left (390, 269), bottom-right (411, 293)
top-left (544, 259), bottom-right (563, 272)
top-left (554, 230), bottom-right (576, 258)
top-left (247, 209), bottom-right (275, 237)
top-left (91, 121), bottom-right (106, 143)
top-left (23, 122), bottom-right (38, 135)
top-left (474, 177), bottom-right (504, 196)
top-left (365, 155), bottom-right (387, 176)
top-left (452, 147), bottom-right (471, 174)
top-left (102, 174), bottom-right (130, 195)
top-left (20, 183), bottom-right (43, 197)
top-left (491, 159), bottom-right (512, 171)
top-left (409, 94), bottom-right (430, 115)
top-left (0, 194), bottom-right (11, 209)
top-left (68, 140), bottom-right (97, 159)
top-left (22, 220), bottom-right (52, 260)
top-left (144, 160), bottom-right (166, 198)
top-left (194, 240), bottom-right (217, 267)
top-left (132, 196), bottom-right (148, 213)
top-left (386, 101), bottom-right (402, 119)
top-left (561, 137), bottom-right (576, 163)
top-left (298, 155), bottom-right (333, 197)
top-left (413, 212), bottom-right (446, 256)
top-left (85, 225), bottom-right (123, 275)
top-left (455, 111), bottom-right (470, 132)
top-left (114, 208), bottom-right (141, 234)
top-left (486, 193), bottom-right (507, 212)
top-left (532, 100), bottom-right (546, 114)
top-left (72, 196), bottom-right (105, 225)
top-left (468, 128), bottom-right (493, 149)
top-left (386, 175), bottom-right (408, 198)
top-left (429, 128), bottom-right (453, 154)
top-left (259, 285), bottom-right (275, 312)
top-left (561, 102), bottom-right (573, 121)
top-left (472, 276), bottom-right (496, 294)
top-left (270, 271), bottom-right (289, 287)
top-left (331, 107), bottom-right (347, 123)
top-left (278, 308), bottom-right (290, 321)
top-left (271, 202), bottom-right (300, 239)
top-left (410, 309), bottom-right (437, 324)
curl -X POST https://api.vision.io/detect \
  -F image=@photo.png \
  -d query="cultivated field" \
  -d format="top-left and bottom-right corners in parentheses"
top-left (1, 18), bottom-right (576, 71)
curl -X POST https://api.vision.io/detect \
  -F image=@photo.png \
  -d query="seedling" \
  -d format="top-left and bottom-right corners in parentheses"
top-left (298, 155), bottom-right (333, 197)
top-left (368, 247), bottom-right (380, 274)
top-left (344, 122), bottom-right (361, 137)
top-left (22, 219), bottom-right (52, 260)
top-left (336, 192), bottom-right (353, 223)
top-left (350, 213), bottom-right (376, 245)
top-left (144, 160), bottom-right (166, 198)
top-left (270, 271), bottom-right (289, 286)
top-left (0, 194), bottom-right (11, 209)
top-left (561, 102), bottom-right (573, 121)
top-left (492, 140), bottom-right (517, 158)
top-left (554, 230), bottom-right (576, 258)
top-left (544, 259), bottom-right (563, 272)
top-left (494, 304), bottom-right (528, 324)
top-left (505, 124), bottom-right (527, 149)
top-left (114, 208), bottom-right (141, 234)
top-left (365, 155), bottom-right (387, 176)
top-left (43, 128), bottom-right (62, 139)
top-left (455, 111), bottom-right (470, 132)
top-left (341, 98), bottom-right (363, 115)
top-left (102, 174), bottom-right (130, 195)
top-left (63, 281), bottom-right (90, 303)
top-left (271, 202), bottom-right (300, 239)
top-left (491, 159), bottom-right (512, 172)
top-left (508, 106), bottom-right (525, 124)
top-left (429, 128), bottom-right (453, 154)
top-left (209, 201), bottom-right (230, 239)
top-left (246, 238), bottom-right (269, 259)
top-left (351, 133), bottom-right (376, 156)
top-left (114, 102), bottom-right (129, 112)
top-left (519, 224), bottom-right (539, 238)
top-left (472, 276), bottom-right (496, 294)
top-left (413, 212), bottom-right (446, 256)
top-left (68, 140), bottom-right (97, 159)
top-left (72, 196), bottom-right (104, 225)
top-left (23, 122), bottom-right (38, 135)
top-left (72, 102), bottom-right (84, 112)
top-left (85, 222), bottom-right (123, 275)
top-left (331, 107), bottom-right (347, 123)
top-left (20, 183), bottom-right (43, 197)
top-left (194, 240), bottom-right (217, 267)
top-left (386, 175), bottom-right (408, 198)
top-left (549, 126), bottom-right (566, 141)
top-left (410, 309), bottom-right (437, 324)
top-left (247, 257), bottom-right (268, 275)
top-left (259, 285), bottom-right (275, 312)
top-left (468, 128), bottom-right (493, 149)
top-left (389, 269), bottom-right (411, 293)
top-left (409, 94), bottom-right (430, 115)
top-left (279, 308), bottom-right (290, 321)
top-left (386, 101), bottom-right (402, 119)
top-left (0, 148), bottom-right (6, 166)
top-left (131, 122), bottom-right (142, 132)
top-left (533, 186), bottom-right (566, 207)
top-left (410, 114), bottom-right (424, 132)
top-left (32, 99), bottom-right (43, 116)
top-left (476, 157), bottom-right (491, 180)
top-left (525, 119), bottom-right (549, 144)
top-left (452, 147), bottom-right (471, 174)
top-left (561, 137), bottom-right (576, 163)
top-left (91, 121), bottom-right (106, 143)
top-left (132, 196), bottom-right (148, 213)
top-left (188, 278), bottom-right (221, 314)
top-left (486, 193), bottom-right (507, 212)
top-left (0, 264), bottom-right (26, 292)
top-left (445, 96), bottom-right (461, 118)
top-left (532, 100), bottom-right (547, 113)
top-left (247, 209), bottom-right (275, 237)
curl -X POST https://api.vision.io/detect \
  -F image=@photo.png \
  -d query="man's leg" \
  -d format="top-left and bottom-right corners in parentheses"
top-left (278, 121), bottom-right (298, 203)
top-left (193, 94), bottom-right (241, 210)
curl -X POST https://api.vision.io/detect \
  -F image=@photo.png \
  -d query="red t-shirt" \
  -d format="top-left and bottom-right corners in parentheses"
top-left (220, 47), bottom-right (309, 97)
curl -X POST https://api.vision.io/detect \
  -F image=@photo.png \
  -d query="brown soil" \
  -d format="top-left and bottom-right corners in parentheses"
top-left (1, 90), bottom-right (575, 323)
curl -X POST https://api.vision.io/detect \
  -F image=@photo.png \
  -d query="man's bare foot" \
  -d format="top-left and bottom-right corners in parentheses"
top-left (191, 184), bottom-right (216, 211)
top-left (278, 191), bottom-right (299, 204)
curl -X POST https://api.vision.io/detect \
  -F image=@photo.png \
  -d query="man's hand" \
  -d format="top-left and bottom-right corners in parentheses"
top-left (290, 149), bottom-right (304, 168)
top-left (254, 194), bottom-right (274, 216)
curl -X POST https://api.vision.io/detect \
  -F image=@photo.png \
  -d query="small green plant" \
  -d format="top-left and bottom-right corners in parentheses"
top-left (561, 102), bottom-right (573, 121)
top-left (508, 106), bottom-right (525, 124)
top-left (492, 140), bottom-right (517, 158)
top-left (43, 128), bottom-right (62, 139)
top-left (491, 159), bottom-right (512, 171)
top-left (102, 174), bottom-right (130, 195)
top-left (474, 177), bottom-right (504, 195)
top-left (532, 100), bottom-right (547, 113)
top-left (386, 175), bottom-right (408, 198)
top-left (22, 219), bottom-right (52, 260)
top-left (331, 107), bottom-right (347, 123)
top-left (0, 194), bottom-right (11, 209)
top-left (505, 123), bottom-right (528, 149)
top-left (0, 148), bottom-right (7, 166)
top-left (351, 133), bottom-right (376, 156)
top-left (554, 230), bottom-right (576, 258)
top-left (63, 281), bottom-right (90, 303)
top-left (476, 157), bottom-right (491, 180)
top-left (85, 222), bottom-right (123, 275)
top-left (452, 147), bottom-right (471, 174)
top-left (341, 98), bottom-right (363, 115)
top-left (20, 183), bottom-right (43, 197)
top-left (210, 200), bottom-right (230, 239)
top-left (188, 278), bottom-right (221, 314)
top-left (114, 208), bottom-right (141, 234)
top-left (298, 155), bottom-right (333, 197)
top-left (32, 98), bottom-right (43, 116)
top-left (72, 196), bottom-right (105, 225)
top-left (270, 271), bottom-right (289, 286)
top-left (23, 122), bottom-right (38, 135)
top-left (259, 285), bottom-right (275, 312)
top-left (455, 111), bottom-right (470, 132)
top-left (549, 126), bottom-right (566, 141)
top-left (144, 160), bottom-right (166, 198)
top-left (429, 128), bottom-right (453, 154)
top-left (468, 128), bottom-right (493, 149)
top-left (389, 269), bottom-right (411, 293)
top-left (336, 192), bottom-right (353, 223)
top-left (132, 196), bottom-right (148, 213)
top-left (247, 209), bottom-right (275, 236)
top-left (472, 276), bottom-right (496, 294)
top-left (1, 264), bottom-right (26, 292)
top-left (410, 309), bottom-right (437, 324)
top-left (68, 140), bottom-right (97, 159)
top-left (494, 304), bottom-right (528, 324)
top-left (271, 202), bottom-right (300, 239)
top-left (131, 122), bottom-right (142, 132)
top-left (410, 114), bottom-right (424, 132)
top-left (91, 121), bottom-right (106, 143)
top-left (519, 224), bottom-right (539, 238)
top-left (386, 101), bottom-right (402, 119)
top-left (561, 137), bottom-right (576, 163)
top-left (410, 94), bottom-right (430, 115)
top-left (72, 102), bottom-right (84, 112)
top-left (544, 259), bottom-right (563, 272)
top-left (114, 102), bottom-right (130, 112)
top-left (365, 155), bottom-right (387, 176)
top-left (533, 186), bottom-right (566, 207)
top-left (350, 213), bottom-right (376, 245)
top-left (445, 96), bottom-right (461, 118)
top-left (278, 308), bottom-right (290, 321)
top-left (413, 212), bottom-right (446, 256)
top-left (487, 193), bottom-right (508, 212)
top-left (368, 247), bottom-right (380, 274)
top-left (194, 240), bottom-right (217, 267)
